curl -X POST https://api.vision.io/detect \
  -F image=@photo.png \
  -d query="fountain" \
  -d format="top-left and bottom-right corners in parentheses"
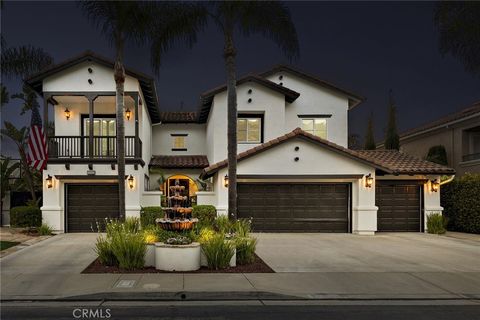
top-left (156, 179), bottom-right (198, 231)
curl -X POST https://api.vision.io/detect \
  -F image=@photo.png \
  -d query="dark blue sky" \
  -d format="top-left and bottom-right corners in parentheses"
top-left (2, 1), bottom-right (479, 156)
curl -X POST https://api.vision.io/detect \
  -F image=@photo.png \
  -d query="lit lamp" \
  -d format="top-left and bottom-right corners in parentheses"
top-left (365, 173), bottom-right (374, 188)
top-left (46, 175), bottom-right (53, 188)
top-left (125, 108), bottom-right (131, 120)
top-left (64, 108), bottom-right (71, 120)
top-left (430, 179), bottom-right (439, 192)
top-left (223, 175), bottom-right (229, 188)
top-left (128, 175), bottom-right (134, 189)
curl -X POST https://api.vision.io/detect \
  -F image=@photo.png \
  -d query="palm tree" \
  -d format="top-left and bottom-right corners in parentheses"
top-left (0, 157), bottom-right (20, 225)
top-left (78, 1), bottom-right (206, 218)
top-left (208, 1), bottom-right (299, 218)
top-left (1, 43), bottom-right (54, 79)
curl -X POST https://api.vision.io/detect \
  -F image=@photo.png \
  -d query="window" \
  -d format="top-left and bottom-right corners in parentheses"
top-left (302, 118), bottom-right (327, 139)
top-left (171, 134), bottom-right (187, 151)
top-left (463, 126), bottom-right (480, 161)
top-left (237, 115), bottom-right (262, 143)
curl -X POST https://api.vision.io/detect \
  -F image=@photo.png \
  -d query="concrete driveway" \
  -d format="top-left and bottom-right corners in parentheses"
top-left (254, 232), bottom-right (480, 272)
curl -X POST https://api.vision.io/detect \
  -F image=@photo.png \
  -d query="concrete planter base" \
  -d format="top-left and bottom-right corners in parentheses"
top-left (155, 242), bottom-right (201, 271)
top-left (144, 244), bottom-right (155, 267)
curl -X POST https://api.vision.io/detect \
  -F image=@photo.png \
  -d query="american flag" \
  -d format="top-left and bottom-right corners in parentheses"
top-left (26, 107), bottom-right (47, 171)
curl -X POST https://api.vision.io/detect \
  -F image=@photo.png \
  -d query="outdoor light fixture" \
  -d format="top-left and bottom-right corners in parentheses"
top-left (365, 173), bottom-right (374, 188)
top-left (125, 108), bottom-right (131, 120)
top-left (430, 179), bottom-right (439, 192)
top-left (224, 175), bottom-right (229, 188)
top-left (46, 175), bottom-right (53, 188)
top-left (64, 108), bottom-right (71, 120)
top-left (128, 175), bottom-right (135, 189)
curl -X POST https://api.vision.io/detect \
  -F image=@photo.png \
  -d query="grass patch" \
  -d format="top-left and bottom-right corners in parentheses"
top-left (0, 241), bottom-right (20, 251)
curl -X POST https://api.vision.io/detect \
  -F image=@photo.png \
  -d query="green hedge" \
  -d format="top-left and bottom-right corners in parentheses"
top-left (441, 173), bottom-right (480, 234)
top-left (140, 206), bottom-right (163, 228)
top-left (10, 206), bottom-right (42, 228)
top-left (192, 205), bottom-right (217, 223)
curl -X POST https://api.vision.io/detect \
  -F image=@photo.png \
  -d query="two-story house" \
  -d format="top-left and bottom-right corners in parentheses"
top-left (26, 51), bottom-right (454, 234)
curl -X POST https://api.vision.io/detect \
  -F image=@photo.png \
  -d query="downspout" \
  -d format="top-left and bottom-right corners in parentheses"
top-left (440, 175), bottom-right (455, 186)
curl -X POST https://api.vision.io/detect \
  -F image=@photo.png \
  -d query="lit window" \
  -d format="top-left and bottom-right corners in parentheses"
top-left (173, 136), bottom-right (185, 149)
top-left (302, 118), bottom-right (327, 139)
top-left (237, 117), bottom-right (261, 143)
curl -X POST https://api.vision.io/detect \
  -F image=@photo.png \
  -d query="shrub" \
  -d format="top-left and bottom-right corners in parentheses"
top-left (38, 224), bottom-right (53, 236)
top-left (426, 145), bottom-right (448, 165)
top-left (232, 219), bottom-right (252, 237)
top-left (426, 213), bottom-right (447, 234)
top-left (10, 206), bottom-right (42, 228)
top-left (94, 235), bottom-right (118, 266)
top-left (143, 227), bottom-right (159, 244)
top-left (214, 215), bottom-right (232, 234)
top-left (110, 231), bottom-right (146, 270)
top-left (123, 217), bottom-right (141, 233)
top-left (165, 236), bottom-right (192, 245)
top-left (140, 206), bottom-right (163, 228)
top-left (192, 205), bottom-right (217, 223)
top-left (197, 227), bottom-right (215, 244)
top-left (235, 237), bottom-right (257, 265)
top-left (202, 234), bottom-right (235, 270)
top-left (441, 173), bottom-right (480, 234)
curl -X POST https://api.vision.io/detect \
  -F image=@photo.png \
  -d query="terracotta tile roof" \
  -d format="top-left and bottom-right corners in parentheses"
top-left (357, 150), bottom-right (455, 175)
top-left (159, 112), bottom-right (199, 123)
top-left (200, 128), bottom-right (455, 179)
top-left (400, 101), bottom-right (480, 139)
top-left (150, 155), bottom-right (209, 169)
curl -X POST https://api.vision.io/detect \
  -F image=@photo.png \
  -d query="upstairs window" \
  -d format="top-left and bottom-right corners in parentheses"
top-left (171, 134), bottom-right (187, 151)
top-left (237, 115), bottom-right (263, 143)
top-left (302, 118), bottom-right (327, 139)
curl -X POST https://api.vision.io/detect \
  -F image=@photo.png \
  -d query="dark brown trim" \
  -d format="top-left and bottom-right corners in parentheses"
top-left (238, 113), bottom-right (265, 144)
top-left (170, 133), bottom-right (188, 137)
top-left (297, 114), bottom-right (332, 118)
top-left (171, 148), bottom-right (187, 151)
top-left (376, 179), bottom-right (428, 185)
top-left (56, 175), bottom-right (128, 180)
top-left (237, 174), bottom-right (364, 180)
top-left (48, 158), bottom-right (145, 167)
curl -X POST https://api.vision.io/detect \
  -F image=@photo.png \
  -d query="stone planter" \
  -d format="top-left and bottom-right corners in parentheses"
top-left (144, 244), bottom-right (155, 267)
top-left (155, 242), bottom-right (201, 271)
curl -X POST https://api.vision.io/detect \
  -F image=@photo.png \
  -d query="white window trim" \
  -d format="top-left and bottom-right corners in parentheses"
top-left (301, 118), bottom-right (328, 139)
top-left (237, 117), bottom-right (262, 144)
top-left (171, 134), bottom-right (187, 150)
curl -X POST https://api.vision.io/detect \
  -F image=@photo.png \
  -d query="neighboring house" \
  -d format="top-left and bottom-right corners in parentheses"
top-left (393, 102), bottom-right (480, 176)
top-left (25, 51), bottom-right (454, 234)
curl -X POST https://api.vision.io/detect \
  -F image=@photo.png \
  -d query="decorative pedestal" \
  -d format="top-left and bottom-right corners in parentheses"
top-left (145, 244), bottom-right (156, 267)
top-left (155, 242), bottom-right (201, 271)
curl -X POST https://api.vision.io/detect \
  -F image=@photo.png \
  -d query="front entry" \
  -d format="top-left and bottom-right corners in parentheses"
top-left (237, 183), bottom-right (350, 232)
top-left (66, 184), bottom-right (119, 232)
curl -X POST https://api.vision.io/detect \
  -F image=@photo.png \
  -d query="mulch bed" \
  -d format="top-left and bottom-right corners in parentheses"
top-left (82, 254), bottom-right (274, 274)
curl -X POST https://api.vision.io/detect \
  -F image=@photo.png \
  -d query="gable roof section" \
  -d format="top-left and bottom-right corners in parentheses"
top-left (150, 155), bottom-right (209, 169)
top-left (24, 50), bottom-right (161, 123)
top-left (200, 128), bottom-right (455, 179)
top-left (399, 101), bottom-right (480, 140)
top-left (160, 112), bottom-right (199, 123)
top-left (198, 74), bottom-right (300, 123)
top-left (259, 64), bottom-right (365, 109)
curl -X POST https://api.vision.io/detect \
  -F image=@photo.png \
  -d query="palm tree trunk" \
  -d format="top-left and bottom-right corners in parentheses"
top-left (114, 36), bottom-right (126, 220)
top-left (224, 28), bottom-right (238, 219)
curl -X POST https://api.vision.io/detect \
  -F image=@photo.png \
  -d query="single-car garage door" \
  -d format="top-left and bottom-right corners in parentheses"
top-left (238, 183), bottom-right (350, 232)
top-left (66, 184), bottom-right (119, 232)
top-left (376, 181), bottom-right (422, 232)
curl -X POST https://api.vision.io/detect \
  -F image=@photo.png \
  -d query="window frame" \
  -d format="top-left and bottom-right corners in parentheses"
top-left (171, 133), bottom-right (187, 151)
top-left (237, 114), bottom-right (264, 144)
top-left (300, 117), bottom-right (328, 139)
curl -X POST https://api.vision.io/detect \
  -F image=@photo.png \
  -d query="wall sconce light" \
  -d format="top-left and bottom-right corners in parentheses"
top-left (223, 175), bottom-right (229, 188)
top-left (64, 108), bottom-right (71, 120)
top-left (46, 175), bottom-right (53, 188)
top-left (365, 173), bottom-right (374, 188)
top-left (125, 108), bottom-right (131, 120)
top-left (430, 179), bottom-right (439, 192)
top-left (128, 175), bottom-right (135, 189)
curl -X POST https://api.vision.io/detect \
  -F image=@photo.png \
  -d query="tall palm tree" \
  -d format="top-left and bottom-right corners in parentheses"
top-left (209, 1), bottom-right (299, 218)
top-left (1, 42), bottom-right (54, 79)
top-left (79, 1), bottom-right (206, 218)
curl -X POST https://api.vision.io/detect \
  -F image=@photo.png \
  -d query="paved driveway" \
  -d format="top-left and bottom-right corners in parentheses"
top-left (254, 232), bottom-right (480, 272)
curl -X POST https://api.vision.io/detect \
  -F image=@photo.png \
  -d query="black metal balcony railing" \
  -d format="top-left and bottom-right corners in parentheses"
top-left (47, 136), bottom-right (142, 159)
top-left (462, 153), bottom-right (480, 162)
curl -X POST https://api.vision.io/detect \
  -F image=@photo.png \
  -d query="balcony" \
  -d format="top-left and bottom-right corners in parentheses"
top-left (462, 153), bottom-right (480, 162)
top-left (47, 136), bottom-right (142, 164)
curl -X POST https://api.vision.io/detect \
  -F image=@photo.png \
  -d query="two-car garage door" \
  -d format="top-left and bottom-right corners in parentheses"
top-left (238, 183), bottom-right (350, 232)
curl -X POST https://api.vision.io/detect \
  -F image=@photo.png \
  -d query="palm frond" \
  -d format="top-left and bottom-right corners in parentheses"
top-left (1, 45), bottom-right (53, 79)
top-left (1, 84), bottom-right (9, 107)
top-left (11, 84), bottom-right (40, 115)
top-left (1, 121), bottom-right (28, 149)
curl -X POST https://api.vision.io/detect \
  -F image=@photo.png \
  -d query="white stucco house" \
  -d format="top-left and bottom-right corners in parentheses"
top-left (25, 51), bottom-right (454, 234)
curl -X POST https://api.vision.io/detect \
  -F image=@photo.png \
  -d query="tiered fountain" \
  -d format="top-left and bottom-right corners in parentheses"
top-left (156, 179), bottom-right (198, 231)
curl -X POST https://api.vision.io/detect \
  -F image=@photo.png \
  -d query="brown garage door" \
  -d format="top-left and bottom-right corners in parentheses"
top-left (66, 184), bottom-right (119, 232)
top-left (238, 183), bottom-right (350, 232)
top-left (376, 181), bottom-right (422, 232)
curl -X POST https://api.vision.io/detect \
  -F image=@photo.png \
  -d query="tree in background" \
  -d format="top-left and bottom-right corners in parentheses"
top-left (348, 133), bottom-right (360, 150)
top-left (434, 1), bottom-right (480, 77)
top-left (208, 1), bottom-right (299, 218)
top-left (1, 43), bottom-right (53, 79)
top-left (384, 90), bottom-right (400, 150)
top-left (364, 113), bottom-right (376, 150)
top-left (0, 157), bottom-right (20, 225)
top-left (426, 145), bottom-right (448, 165)
top-left (79, 1), bottom-right (206, 218)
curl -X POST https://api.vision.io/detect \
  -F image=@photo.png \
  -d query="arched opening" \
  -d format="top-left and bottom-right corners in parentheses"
top-left (164, 174), bottom-right (199, 204)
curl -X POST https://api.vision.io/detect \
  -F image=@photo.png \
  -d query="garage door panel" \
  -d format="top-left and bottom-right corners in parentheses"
top-left (238, 183), bottom-right (349, 232)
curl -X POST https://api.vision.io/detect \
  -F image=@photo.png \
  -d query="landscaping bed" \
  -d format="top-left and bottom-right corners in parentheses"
top-left (82, 253), bottom-right (274, 274)
top-left (0, 241), bottom-right (20, 251)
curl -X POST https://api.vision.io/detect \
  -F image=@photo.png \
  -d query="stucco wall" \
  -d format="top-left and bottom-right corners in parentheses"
top-left (151, 123), bottom-right (207, 156)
